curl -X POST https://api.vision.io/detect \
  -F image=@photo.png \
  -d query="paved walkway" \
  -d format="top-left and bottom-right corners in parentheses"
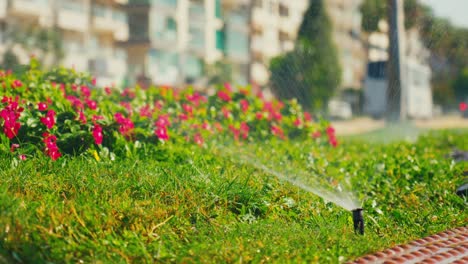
top-left (349, 226), bottom-right (468, 264)
top-left (332, 116), bottom-right (468, 136)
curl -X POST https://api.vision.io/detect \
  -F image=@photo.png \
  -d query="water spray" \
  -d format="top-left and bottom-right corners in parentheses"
top-left (352, 208), bottom-right (364, 235)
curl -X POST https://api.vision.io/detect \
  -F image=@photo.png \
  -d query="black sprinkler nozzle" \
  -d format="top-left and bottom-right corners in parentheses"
top-left (352, 208), bottom-right (364, 235)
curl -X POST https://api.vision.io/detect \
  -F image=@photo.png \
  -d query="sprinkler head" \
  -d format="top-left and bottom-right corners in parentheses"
top-left (352, 208), bottom-right (364, 235)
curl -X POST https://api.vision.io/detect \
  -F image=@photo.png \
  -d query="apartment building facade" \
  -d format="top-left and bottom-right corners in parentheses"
top-left (364, 20), bottom-right (433, 119)
top-left (326, 0), bottom-right (366, 90)
top-left (249, 0), bottom-right (308, 86)
top-left (122, 0), bottom-right (250, 87)
top-left (0, 0), bottom-right (128, 87)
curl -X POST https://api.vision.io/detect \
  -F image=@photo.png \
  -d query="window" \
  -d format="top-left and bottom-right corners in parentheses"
top-left (254, 0), bottom-right (262, 8)
top-left (279, 4), bottom-right (288, 17)
top-left (216, 29), bottom-right (225, 52)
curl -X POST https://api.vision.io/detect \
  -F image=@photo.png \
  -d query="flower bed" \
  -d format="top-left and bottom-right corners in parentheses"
top-left (1, 61), bottom-right (337, 161)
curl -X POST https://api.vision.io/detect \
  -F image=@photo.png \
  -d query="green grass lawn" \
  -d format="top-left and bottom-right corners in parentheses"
top-left (1, 130), bottom-right (467, 263)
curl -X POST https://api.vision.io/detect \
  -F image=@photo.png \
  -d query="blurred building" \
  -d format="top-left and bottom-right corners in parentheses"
top-left (326, 0), bottom-right (366, 91)
top-left (121, 0), bottom-right (250, 87)
top-left (363, 20), bottom-right (432, 119)
top-left (0, 0), bottom-right (129, 87)
top-left (249, 0), bottom-right (309, 87)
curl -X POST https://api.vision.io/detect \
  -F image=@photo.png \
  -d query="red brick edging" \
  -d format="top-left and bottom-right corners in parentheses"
top-left (349, 226), bottom-right (468, 264)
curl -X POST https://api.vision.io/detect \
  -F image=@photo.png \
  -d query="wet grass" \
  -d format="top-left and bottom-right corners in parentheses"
top-left (0, 130), bottom-right (467, 263)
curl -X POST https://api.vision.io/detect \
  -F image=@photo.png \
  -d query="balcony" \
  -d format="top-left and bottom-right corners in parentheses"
top-left (10, 0), bottom-right (50, 18)
top-left (92, 4), bottom-right (115, 33)
top-left (58, 1), bottom-right (87, 32)
top-left (0, 0), bottom-right (7, 19)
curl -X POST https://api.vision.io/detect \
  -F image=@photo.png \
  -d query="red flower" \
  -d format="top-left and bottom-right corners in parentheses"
top-left (0, 98), bottom-right (23, 139)
top-left (293, 118), bottom-right (302, 127)
top-left (460, 102), bottom-right (468, 112)
top-left (43, 133), bottom-right (61, 160)
top-left (217, 90), bottom-right (231, 102)
top-left (105, 87), bottom-right (112, 95)
top-left (80, 85), bottom-right (91, 98)
top-left (155, 126), bottom-right (169, 141)
top-left (240, 122), bottom-right (249, 139)
top-left (114, 113), bottom-right (134, 136)
top-left (240, 99), bottom-right (249, 112)
top-left (12, 79), bottom-right (22, 88)
top-left (304, 112), bottom-right (313, 122)
top-left (77, 111), bottom-right (87, 124)
top-left (272, 111), bottom-right (282, 121)
top-left (155, 115), bottom-right (170, 128)
top-left (329, 135), bottom-right (338, 147)
top-left (214, 122), bottom-right (223, 132)
top-left (19, 154), bottom-right (27, 160)
top-left (326, 126), bottom-right (335, 136)
top-left (139, 105), bottom-right (152, 118)
top-left (92, 115), bottom-right (103, 124)
top-left (202, 121), bottom-right (211, 132)
top-left (224, 82), bottom-right (233, 92)
top-left (271, 125), bottom-right (285, 139)
top-left (222, 107), bottom-right (231, 119)
top-left (66, 96), bottom-right (84, 109)
top-left (229, 125), bottom-right (240, 141)
top-left (40, 110), bottom-right (56, 129)
top-left (93, 124), bottom-right (103, 145)
top-left (256, 112), bottom-right (263, 120)
top-left (10, 143), bottom-right (20, 152)
top-left (38, 102), bottom-right (48, 111)
top-left (85, 99), bottom-right (97, 110)
top-left (312, 131), bottom-right (322, 139)
top-left (179, 113), bottom-right (188, 121)
top-left (194, 133), bottom-right (204, 146)
top-left (182, 104), bottom-right (193, 115)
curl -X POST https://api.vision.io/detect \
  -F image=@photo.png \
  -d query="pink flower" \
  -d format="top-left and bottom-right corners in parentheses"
top-left (93, 124), bottom-right (103, 145)
top-left (240, 99), bottom-right (249, 112)
top-left (85, 99), bottom-right (97, 110)
top-left (312, 131), bottom-right (321, 139)
top-left (272, 111), bottom-right (282, 121)
top-left (155, 115), bottom-right (170, 128)
top-left (139, 105), bottom-right (152, 118)
top-left (12, 79), bottom-right (22, 88)
top-left (40, 110), bottom-right (56, 129)
top-left (194, 133), bottom-right (204, 146)
top-left (66, 96), bottom-right (84, 109)
top-left (10, 143), bottom-right (20, 152)
top-left (105, 87), bottom-right (112, 95)
top-left (217, 90), bottom-right (231, 102)
top-left (155, 126), bottom-right (169, 141)
top-left (224, 82), bottom-right (233, 92)
top-left (240, 122), bottom-right (249, 139)
top-left (0, 98), bottom-right (23, 139)
top-left (114, 113), bottom-right (134, 136)
top-left (256, 112), bottom-right (263, 120)
top-left (329, 135), bottom-right (338, 147)
top-left (222, 107), bottom-right (231, 119)
top-left (80, 85), bottom-right (91, 98)
top-left (19, 154), bottom-right (27, 160)
top-left (43, 133), bottom-right (61, 160)
top-left (77, 111), bottom-right (87, 124)
top-left (293, 118), bottom-right (302, 127)
top-left (304, 112), bottom-right (313, 122)
top-left (460, 102), bottom-right (468, 112)
top-left (326, 126), bottom-right (335, 136)
top-left (38, 102), bottom-right (48, 111)
top-left (92, 115), bottom-right (104, 124)
top-left (182, 104), bottom-right (193, 115)
top-left (202, 121), bottom-right (211, 131)
top-left (271, 125), bottom-right (285, 139)
top-left (229, 125), bottom-right (240, 141)
top-left (179, 113), bottom-right (188, 121)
